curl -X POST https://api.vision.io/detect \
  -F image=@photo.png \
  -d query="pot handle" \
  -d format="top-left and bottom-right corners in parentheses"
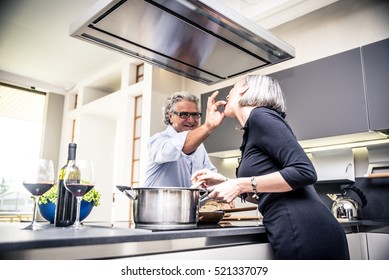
top-left (116, 185), bottom-right (137, 200)
top-left (199, 190), bottom-right (211, 203)
top-left (341, 185), bottom-right (367, 208)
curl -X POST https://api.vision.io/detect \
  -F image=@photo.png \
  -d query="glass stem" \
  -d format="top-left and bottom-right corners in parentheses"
top-left (74, 197), bottom-right (82, 229)
top-left (32, 196), bottom-right (39, 225)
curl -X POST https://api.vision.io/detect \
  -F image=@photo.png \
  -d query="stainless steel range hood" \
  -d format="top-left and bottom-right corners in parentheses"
top-left (70, 0), bottom-right (295, 84)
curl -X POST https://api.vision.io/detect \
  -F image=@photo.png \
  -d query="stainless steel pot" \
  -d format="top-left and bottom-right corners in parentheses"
top-left (116, 186), bottom-right (202, 230)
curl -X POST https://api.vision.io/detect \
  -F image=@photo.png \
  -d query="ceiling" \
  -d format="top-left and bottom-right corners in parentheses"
top-left (0, 0), bottom-right (340, 95)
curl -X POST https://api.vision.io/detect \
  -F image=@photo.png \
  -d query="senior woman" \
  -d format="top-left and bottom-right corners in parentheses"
top-left (192, 74), bottom-right (350, 260)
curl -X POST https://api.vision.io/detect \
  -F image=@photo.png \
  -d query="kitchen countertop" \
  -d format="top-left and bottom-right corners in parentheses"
top-left (338, 219), bottom-right (389, 233)
top-left (0, 220), bottom-right (267, 259)
top-left (1, 219), bottom-right (388, 259)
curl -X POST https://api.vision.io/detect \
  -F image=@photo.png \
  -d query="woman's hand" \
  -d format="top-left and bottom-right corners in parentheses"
top-left (206, 179), bottom-right (242, 204)
top-left (192, 170), bottom-right (242, 204)
top-left (191, 169), bottom-right (227, 187)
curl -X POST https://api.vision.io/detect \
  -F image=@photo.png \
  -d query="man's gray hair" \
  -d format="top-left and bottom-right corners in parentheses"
top-left (239, 75), bottom-right (286, 114)
top-left (163, 91), bottom-right (200, 125)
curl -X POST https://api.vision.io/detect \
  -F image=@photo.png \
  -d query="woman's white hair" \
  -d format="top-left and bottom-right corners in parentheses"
top-left (239, 74), bottom-right (286, 114)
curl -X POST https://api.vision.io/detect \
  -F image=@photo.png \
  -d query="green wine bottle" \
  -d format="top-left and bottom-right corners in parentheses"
top-left (54, 143), bottom-right (78, 227)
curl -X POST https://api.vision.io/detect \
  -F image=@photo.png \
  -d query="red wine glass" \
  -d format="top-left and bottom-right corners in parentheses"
top-left (63, 160), bottom-right (95, 229)
top-left (22, 158), bottom-right (55, 230)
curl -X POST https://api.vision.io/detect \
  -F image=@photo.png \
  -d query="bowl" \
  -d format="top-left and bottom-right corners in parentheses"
top-left (38, 201), bottom-right (94, 224)
top-left (198, 210), bottom-right (225, 224)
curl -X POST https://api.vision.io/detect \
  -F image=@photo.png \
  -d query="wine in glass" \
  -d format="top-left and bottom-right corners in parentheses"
top-left (22, 158), bottom-right (55, 230)
top-left (63, 159), bottom-right (95, 229)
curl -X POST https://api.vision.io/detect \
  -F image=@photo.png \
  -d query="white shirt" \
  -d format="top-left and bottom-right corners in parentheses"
top-left (143, 125), bottom-right (216, 187)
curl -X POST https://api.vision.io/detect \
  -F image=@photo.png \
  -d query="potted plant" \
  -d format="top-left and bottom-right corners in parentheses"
top-left (38, 185), bottom-right (101, 223)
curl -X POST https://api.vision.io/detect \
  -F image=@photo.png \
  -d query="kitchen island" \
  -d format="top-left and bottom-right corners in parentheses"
top-left (0, 221), bottom-right (272, 260)
top-left (1, 220), bottom-right (388, 260)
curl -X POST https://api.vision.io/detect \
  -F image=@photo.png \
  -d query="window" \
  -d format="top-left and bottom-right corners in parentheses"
top-left (136, 64), bottom-right (144, 82)
top-left (0, 83), bottom-right (45, 222)
top-left (131, 95), bottom-right (142, 187)
top-left (129, 95), bottom-right (142, 225)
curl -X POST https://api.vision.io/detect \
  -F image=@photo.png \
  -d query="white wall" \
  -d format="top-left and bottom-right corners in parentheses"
top-left (77, 114), bottom-right (116, 222)
top-left (148, 67), bottom-right (187, 136)
top-left (41, 92), bottom-right (64, 174)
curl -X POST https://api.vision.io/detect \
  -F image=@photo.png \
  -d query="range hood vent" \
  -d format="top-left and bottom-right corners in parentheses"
top-left (70, 0), bottom-right (295, 84)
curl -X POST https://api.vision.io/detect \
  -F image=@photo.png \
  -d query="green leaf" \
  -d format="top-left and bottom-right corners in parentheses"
top-left (83, 188), bottom-right (101, 206)
top-left (38, 185), bottom-right (101, 206)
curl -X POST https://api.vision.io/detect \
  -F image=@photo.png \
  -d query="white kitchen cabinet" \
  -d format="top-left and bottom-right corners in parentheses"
top-left (366, 233), bottom-right (389, 260)
top-left (346, 233), bottom-right (368, 260)
top-left (124, 243), bottom-right (274, 260)
top-left (346, 232), bottom-right (389, 260)
top-left (310, 149), bottom-right (355, 182)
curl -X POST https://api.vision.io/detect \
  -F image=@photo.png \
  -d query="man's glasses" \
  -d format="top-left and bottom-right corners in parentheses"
top-left (172, 111), bottom-right (202, 119)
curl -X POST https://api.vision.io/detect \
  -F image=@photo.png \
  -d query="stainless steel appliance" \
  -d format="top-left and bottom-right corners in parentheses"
top-left (70, 0), bottom-right (295, 84)
top-left (327, 185), bottom-right (367, 220)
